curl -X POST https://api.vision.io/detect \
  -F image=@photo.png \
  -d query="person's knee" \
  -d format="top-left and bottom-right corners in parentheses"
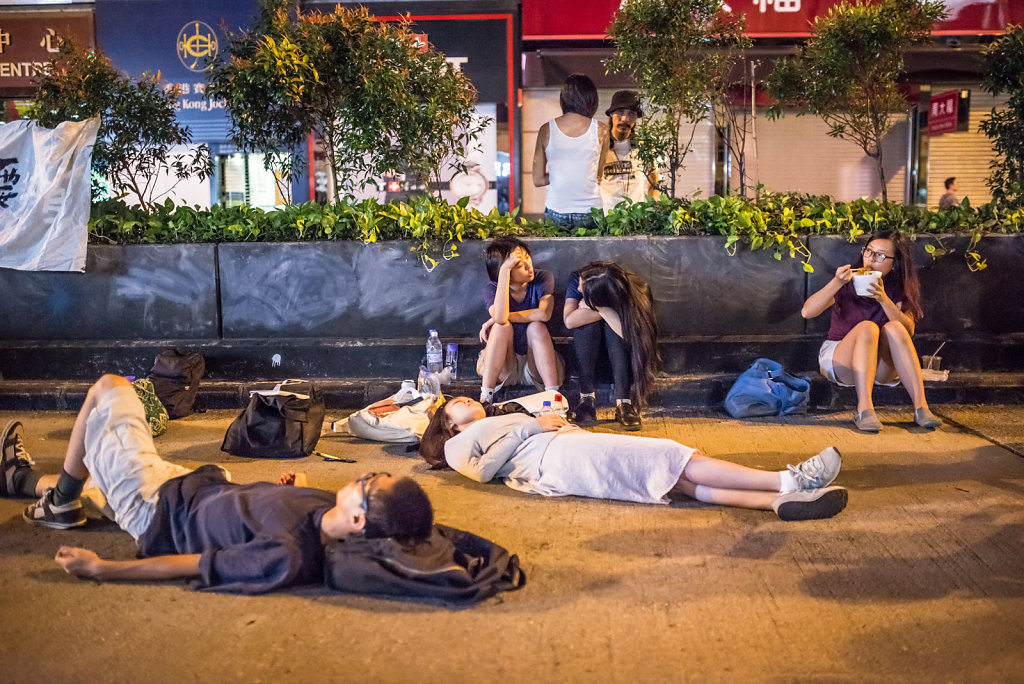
top-left (91, 374), bottom-right (129, 395)
top-left (852, 321), bottom-right (880, 342)
top-left (526, 320), bottom-right (550, 341)
top-left (882, 320), bottom-right (911, 343)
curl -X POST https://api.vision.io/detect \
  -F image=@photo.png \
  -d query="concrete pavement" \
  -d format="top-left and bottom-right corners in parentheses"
top-left (1, 404), bottom-right (1022, 682)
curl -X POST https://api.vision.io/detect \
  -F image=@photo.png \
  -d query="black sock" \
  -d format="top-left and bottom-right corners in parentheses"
top-left (11, 467), bottom-right (43, 498)
top-left (52, 468), bottom-right (86, 505)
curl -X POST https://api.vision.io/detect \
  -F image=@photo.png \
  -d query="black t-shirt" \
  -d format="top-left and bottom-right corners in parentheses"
top-left (138, 465), bottom-right (335, 594)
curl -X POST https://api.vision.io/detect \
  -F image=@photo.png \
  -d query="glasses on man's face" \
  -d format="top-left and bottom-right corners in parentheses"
top-left (356, 472), bottom-right (390, 513)
top-left (863, 247), bottom-right (895, 263)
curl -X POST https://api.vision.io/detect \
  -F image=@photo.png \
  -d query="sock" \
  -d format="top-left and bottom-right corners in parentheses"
top-left (579, 392), bottom-right (595, 400)
top-left (52, 468), bottom-right (87, 505)
top-left (544, 385), bottom-right (559, 392)
top-left (480, 387), bottom-right (495, 403)
top-left (616, 398), bottom-right (632, 406)
top-left (11, 466), bottom-right (42, 498)
top-left (779, 470), bottom-right (797, 494)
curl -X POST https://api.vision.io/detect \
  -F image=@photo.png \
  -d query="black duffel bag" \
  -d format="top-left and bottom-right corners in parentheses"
top-left (148, 349), bottom-right (205, 419)
top-left (221, 380), bottom-right (325, 459)
top-left (324, 524), bottom-right (526, 603)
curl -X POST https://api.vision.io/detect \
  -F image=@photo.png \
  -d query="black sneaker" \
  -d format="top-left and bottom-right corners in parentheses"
top-left (615, 402), bottom-right (642, 431)
top-left (572, 397), bottom-right (597, 426)
top-left (772, 486), bottom-right (848, 521)
top-left (23, 488), bottom-right (86, 529)
top-left (1, 420), bottom-right (35, 498)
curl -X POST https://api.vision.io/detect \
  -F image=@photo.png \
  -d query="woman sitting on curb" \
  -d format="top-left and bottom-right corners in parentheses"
top-left (801, 230), bottom-right (941, 433)
top-left (419, 397), bottom-right (848, 522)
top-left (563, 261), bottom-right (658, 430)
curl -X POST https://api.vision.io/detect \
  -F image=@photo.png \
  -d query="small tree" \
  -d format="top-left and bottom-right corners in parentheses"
top-left (712, 58), bottom-right (758, 197)
top-left (608, 0), bottom-right (750, 199)
top-left (765, 0), bottom-right (945, 203)
top-left (30, 38), bottom-right (211, 210)
top-left (207, 0), bottom-right (484, 201)
top-left (979, 25), bottom-right (1024, 208)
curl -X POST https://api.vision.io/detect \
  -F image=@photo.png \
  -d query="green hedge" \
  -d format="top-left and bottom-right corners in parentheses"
top-left (89, 192), bottom-right (1024, 271)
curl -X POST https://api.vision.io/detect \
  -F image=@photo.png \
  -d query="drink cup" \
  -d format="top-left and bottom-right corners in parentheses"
top-left (853, 270), bottom-right (882, 297)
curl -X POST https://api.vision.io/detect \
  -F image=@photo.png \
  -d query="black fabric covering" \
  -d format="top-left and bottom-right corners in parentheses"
top-left (324, 524), bottom-right (526, 603)
top-left (221, 381), bottom-right (325, 459)
top-left (148, 349), bottom-right (205, 419)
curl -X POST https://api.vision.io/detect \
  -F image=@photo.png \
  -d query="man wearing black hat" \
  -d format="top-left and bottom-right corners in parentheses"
top-left (599, 90), bottom-right (658, 212)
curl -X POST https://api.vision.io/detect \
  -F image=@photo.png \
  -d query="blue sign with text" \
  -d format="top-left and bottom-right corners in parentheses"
top-left (95, 0), bottom-right (257, 142)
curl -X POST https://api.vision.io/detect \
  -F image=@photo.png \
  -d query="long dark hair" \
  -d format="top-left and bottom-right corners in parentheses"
top-left (578, 262), bottom-right (660, 403)
top-left (865, 230), bottom-right (923, 320)
top-left (419, 400), bottom-right (456, 470)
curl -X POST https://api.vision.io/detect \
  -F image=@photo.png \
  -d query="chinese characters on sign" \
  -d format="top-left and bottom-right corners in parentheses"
top-left (0, 156), bottom-right (21, 209)
top-left (0, 14), bottom-right (94, 89)
top-left (752, 0), bottom-right (801, 12)
top-left (927, 90), bottom-right (959, 136)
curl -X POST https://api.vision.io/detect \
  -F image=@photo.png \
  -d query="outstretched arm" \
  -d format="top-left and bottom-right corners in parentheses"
top-left (55, 546), bottom-right (201, 582)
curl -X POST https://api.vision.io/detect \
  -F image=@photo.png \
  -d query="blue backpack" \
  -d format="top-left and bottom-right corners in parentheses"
top-left (724, 358), bottom-right (811, 418)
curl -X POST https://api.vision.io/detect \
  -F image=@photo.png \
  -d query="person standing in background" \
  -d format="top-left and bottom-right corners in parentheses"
top-left (533, 73), bottom-right (608, 230)
top-left (600, 90), bottom-right (658, 212)
top-left (938, 177), bottom-right (959, 208)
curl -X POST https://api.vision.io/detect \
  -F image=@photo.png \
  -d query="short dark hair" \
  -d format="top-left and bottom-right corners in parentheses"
top-left (363, 477), bottom-right (434, 542)
top-left (484, 236), bottom-right (531, 282)
top-left (945, 176), bottom-right (956, 189)
top-left (559, 73), bottom-right (599, 118)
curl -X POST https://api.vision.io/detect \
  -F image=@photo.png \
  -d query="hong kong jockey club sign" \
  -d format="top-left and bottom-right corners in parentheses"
top-left (522, 0), bottom-right (1024, 39)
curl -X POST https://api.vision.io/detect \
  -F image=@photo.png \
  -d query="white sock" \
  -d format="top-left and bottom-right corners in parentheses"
top-left (616, 398), bottom-right (631, 406)
top-left (544, 385), bottom-right (559, 392)
top-left (480, 387), bottom-right (495, 403)
top-left (779, 470), bottom-right (797, 494)
top-left (579, 392), bottom-right (596, 400)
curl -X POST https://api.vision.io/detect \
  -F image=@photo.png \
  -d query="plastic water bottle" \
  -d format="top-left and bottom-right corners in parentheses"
top-left (553, 393), bottom-right (567, 418)
top-left (540, 401), bottom-right (554, 415)
top-left (426, 330), bottom-right (444, 374)
top-left (418, 367), bottom-right (439, 398)
top-left (445, 343), bottom-right (459, 380)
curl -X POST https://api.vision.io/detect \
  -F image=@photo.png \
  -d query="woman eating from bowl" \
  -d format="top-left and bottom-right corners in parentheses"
top-left (801, 230), bottom-right (941, 433)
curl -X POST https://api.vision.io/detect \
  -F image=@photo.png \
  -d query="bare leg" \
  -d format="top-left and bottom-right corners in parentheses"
top-left (525, 321), bottom-right (559, 388)
top-left (670, 479), bottom-right (777, 510)
top-left (830, 321), bottom-right (881, 413)
top-left (480, 322), bottom-right (515, 389)
top-left (679, 453), bottom-right (783, 492)
top-left (879, 321), bottom-right (929, 410)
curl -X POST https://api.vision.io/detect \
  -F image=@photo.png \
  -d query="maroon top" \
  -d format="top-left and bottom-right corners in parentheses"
top-left (826, 272), bottom-right (908, 342)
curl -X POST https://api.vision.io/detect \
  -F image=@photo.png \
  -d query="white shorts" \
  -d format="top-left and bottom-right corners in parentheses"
top-left (476, 348), bottom-right (565, 391)
top-left (83, 386), bottom-right (191, 540)
top-left (818, 340), bottom-right (900, 388)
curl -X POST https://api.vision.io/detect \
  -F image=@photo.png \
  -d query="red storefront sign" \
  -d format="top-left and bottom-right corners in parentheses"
top-left (927, 90), bottom-right (959, 136)
top-left (0, 12), bottom-right (95, 92)
top-left (523, 0), bottom-right (1024, 40)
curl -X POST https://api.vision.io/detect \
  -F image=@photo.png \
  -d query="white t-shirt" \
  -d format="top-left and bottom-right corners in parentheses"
top-left (599, 139), bottom-right (649, 212)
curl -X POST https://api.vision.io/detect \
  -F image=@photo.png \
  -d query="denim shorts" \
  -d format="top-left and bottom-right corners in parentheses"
top-left (544, 208), bottom-right (598, 230)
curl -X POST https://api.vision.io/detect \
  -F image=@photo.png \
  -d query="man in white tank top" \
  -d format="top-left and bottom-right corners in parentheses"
top-left (599, 90), bottom-right (659, 213)
top-left (532, 73), bottom-right (608, 230)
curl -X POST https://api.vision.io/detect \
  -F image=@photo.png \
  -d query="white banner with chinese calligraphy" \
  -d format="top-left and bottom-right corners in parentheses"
top-left (0, 118), bottom-right (99, 272)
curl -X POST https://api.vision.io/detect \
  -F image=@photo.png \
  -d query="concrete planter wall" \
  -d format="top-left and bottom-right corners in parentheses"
top-left (1, 235), bottom-right (1021, 380)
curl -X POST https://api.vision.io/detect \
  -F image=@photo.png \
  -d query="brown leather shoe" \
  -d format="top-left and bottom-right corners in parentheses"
top-left (615, 402), bottom-right (642, 431)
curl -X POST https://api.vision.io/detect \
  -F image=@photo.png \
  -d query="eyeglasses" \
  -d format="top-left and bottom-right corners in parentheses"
top-left (863, 247), bottom-right (895, 263)
top-left (356, 472), bottom-right (390, 513)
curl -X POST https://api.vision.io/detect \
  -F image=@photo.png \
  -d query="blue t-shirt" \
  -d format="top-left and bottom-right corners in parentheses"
top-left (483, 269), bottom-right (555, 355)
top-left (565, 271), bottom-right (583, 302)
top-left (139, 465), bottom-right (334, 594)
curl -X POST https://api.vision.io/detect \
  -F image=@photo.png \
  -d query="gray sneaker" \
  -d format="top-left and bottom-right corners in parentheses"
top-left (787, 446), bottom-right (842, 491)
top-left (773, 486), bottom-right (848, 521)
top-left (23, 488), bottom-right (86, 529)
top-left (1, 420), bottom-right (35, 497)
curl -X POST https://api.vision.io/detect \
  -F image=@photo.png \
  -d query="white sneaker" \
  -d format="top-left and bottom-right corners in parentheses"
top-left (773, 486), bottom-right (848, 521)
top-left (787, 447), bottom-right (842, 491)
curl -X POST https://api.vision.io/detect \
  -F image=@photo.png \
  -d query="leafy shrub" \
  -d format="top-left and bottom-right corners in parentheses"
top-left (89, 194), bottom-right (1024, 272)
